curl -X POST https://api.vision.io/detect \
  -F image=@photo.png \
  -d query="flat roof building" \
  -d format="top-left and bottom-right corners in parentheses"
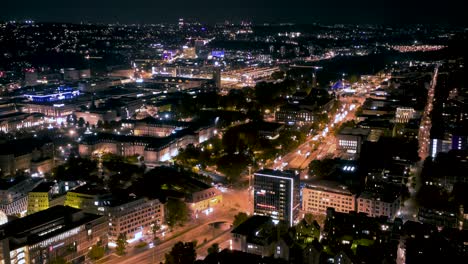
top-left (253, 169), bottom-right (300, 226)
top-left (302, 180), bottom-right (356, 215)
top-left (0, 205), bottom-right (108, 264)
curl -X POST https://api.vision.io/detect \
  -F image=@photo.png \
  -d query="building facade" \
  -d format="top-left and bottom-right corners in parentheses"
top-left (0, 177), bottom-right (42, 216)
top-left (253, 169), bottom-right (300, 226)
top-left (106, 197), bottom-right (164, 243)
top-left (27, 181), bottom-right (69, 215)
top-left (357, 191), bottom-right (401, 219)
top-left (0, 206), bottom-right (108, 264)
top-left (186, 187), bottom-right (222, 215)
top-left (64, 184), bottom-right (112, 215)
top-left (275, 105), bottom-right (316, 125)
top-left (302, 181), bottom-right (356, 215)
top-left (337, 127), bottom-right (370, 157)
top-left (395, 107), bottom-right (416, 123)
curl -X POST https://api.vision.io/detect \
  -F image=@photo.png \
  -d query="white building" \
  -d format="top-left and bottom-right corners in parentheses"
top-left (0, 177), bottom-right (42, 216)
top-left (357, 190), bottom-right (401, 219)
top-left (106, 197), bottom-right (164, 243)
top-left (302, 180), bottom-right (356, 215)
top-left (395, 107), bottom-right (416, 123)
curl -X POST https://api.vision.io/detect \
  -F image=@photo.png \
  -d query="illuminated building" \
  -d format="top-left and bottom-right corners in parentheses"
top-left (126, 118), bottom-right (192, 137)
top-left (0, 211), bottom-right (7, 226)
top-left (253, 169), bottom-right (300, 227)
top-left (452, 135), bottom-right (468, 151)
top-left (430, 137), bottom-right (452, 158)
top-left (75, 109), bottom-right (119, 126)
top-left (0, 206), bottom-right (108, 264)
top-left (186, 186), bottom-right (222, 215)
top-left (24, 86), bottom-right (80, 103)
top-left (182, 46), bottom-right (197, 59)
top-left (20, 102), bottom-right (76, 119)
top-left (106, 197), bottom-right (164, 243)
top-left (231, 215), bottom-right (276, 256)
top-left (79, 122), bottom-right (215, 163)
top-left (77, 77), bottom-right (129, 92)
top-left (337, 127), bottom-right (370, 158)
top-left (395, 107), bottom-right (416, 123)
top-left (417, 206), bottom-right (461, 229)
top-left (302, 180), bottom-right (356, 215)
top-left (0, 138), bottom-right (54, 176)
top-left (275, 104), bottom-right (316, 125)
top-left (0, 176), bottom-right (42, 216)
top-left (64, 184), bottom-right (112, 215)
top-left (357, 190), bottom-right (401, 219)
top-left (221, 67), bottom-right (279, 87)
top-left (0, 112), bottom-right (45, 133)
top-left (178, 18), bottom-right (184, 29)
top-left (27, 182), bottom-right (70, 215)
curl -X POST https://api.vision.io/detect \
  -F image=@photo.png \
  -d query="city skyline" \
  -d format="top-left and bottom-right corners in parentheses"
top-left (0, 3), bottom-right (467, 263)
top-left (2, 0), bottom-right (467, 25)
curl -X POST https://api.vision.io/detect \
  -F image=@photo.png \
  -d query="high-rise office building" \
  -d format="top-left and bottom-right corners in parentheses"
top-left (212, 68), bottom-right (221, 88)
top-left (253, 169), bottom-right (300, 226)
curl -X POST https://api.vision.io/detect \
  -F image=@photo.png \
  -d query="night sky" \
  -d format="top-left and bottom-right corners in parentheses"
top-left (2, 0), bottom-right (466, 25)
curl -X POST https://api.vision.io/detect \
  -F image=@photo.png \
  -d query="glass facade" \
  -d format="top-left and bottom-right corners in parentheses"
top-left (253, 170), bottom-right (300, 226)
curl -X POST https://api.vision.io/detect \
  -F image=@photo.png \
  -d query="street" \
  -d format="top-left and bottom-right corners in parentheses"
top-left (99, 189), bottom-right (250, 264)
top-left (271, 95), bottom-right (366, 176)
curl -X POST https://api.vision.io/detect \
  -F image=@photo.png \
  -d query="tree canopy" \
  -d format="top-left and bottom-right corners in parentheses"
top-left (166, 198), bottom-right (190, 228)
top-left (116, 233), bottom-right (128, 256)
top-left (233, 212), bottom-right (249, 227)
top-left (207, 243), bottom-right (220, 255)
top-left (165, 241), bottom-right (197, 264)
top-left (51, 156), bottom-right (97, 181)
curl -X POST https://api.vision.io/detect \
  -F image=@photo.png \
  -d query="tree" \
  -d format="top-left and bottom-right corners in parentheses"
top-left (77, 117), bottom-right (85, 128)
top-left (271, 71), bottom-right (285, 80)
top-left (166, 199), bottom-right (189, 228)
top-left (165, 241), bottom-right (196, 264)
top-left (115, 233), bottom-right (128, 256)
top-left (88, 243), bottom-right (105, 260)
top-left (216, 154), bottom-right (251, 183)
top-left (207, 243), bottom-right (220, 255)
top-left (308, 159), bottom-right (336, 179)
top-left (233, 212), bottom-right (249, 227)
top-left (152, 224), bottom-right (161, 241)
top-left (304, 213), bottom-right (315, 225)
top-left (348, 74), bottom-right (360, 84)
top-left (51, 156), bottom-right (98, 181)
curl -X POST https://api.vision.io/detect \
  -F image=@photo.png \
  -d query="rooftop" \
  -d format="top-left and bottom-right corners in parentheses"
top-left (69, 183), bottom-right (109, 196)
top-left (231, 215), bottom-right (273, 236)
top-left (358, 189), bottom-right (400, 203)
top-left (304, 180), bottom-right (355, 196)
top-left (254, 169), bottom-right (299, 180)
top-left (0, 205), bottom-right (104, 250)
top-left (30, 181), bottom-right (55, 193)
top-left (339, 127), bottom-right (370, 136)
